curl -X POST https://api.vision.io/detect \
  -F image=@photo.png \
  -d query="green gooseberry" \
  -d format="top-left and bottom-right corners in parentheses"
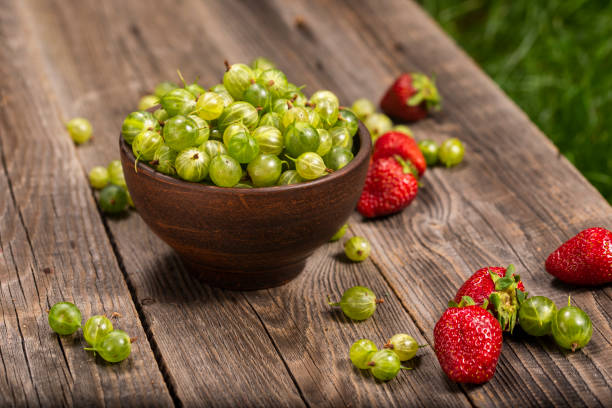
top-left (349, 339), bottom-right (378, 369)
top-left (257, 69), bottom-right (288, 99)
top-left (209, 154), bottom-right (242, 187)
top-left (315, 128), bottom-right (332, 157)
top-left (351, 98), bottom-right (375, 121)
top-left (283, 122), bottom-right (320, 157)
top-left (132, 130), bottom-right (163, 162)
top-left (227, 132), bottom-right (259, 164)
top-left (323, 147), bottom-right (354, 171)
top-left (235, 183), bottom-right (253, 188)
top-left (154, 81), bottom-right (178, 98)
top-left (329, 126), bottom-right (352, 150)
top-left (251, 57), bottom-right (276, 71)
top-left (151, 144), bottom-right (178, 176)
top-left (209, 83), bottom-right (228, 94)
top-left (188, 115), bottom-right (210, 146)
top-left (217, 101), bottom-right (259, 132)
top-left (286, 83), bottom-right (307, 107)
top-left (175, 148), bottom-right (210, 182)
top-left (243, 82), bottom-right (270, 111)
top-left (329, 223), bottom-right (348, 242)
top-left (310, 90), bottom-right (339, 108)
top-left (185, 82), bottom-right (205, 98)
top-left (223, 123), bottom-right (250, 147)
top-left (89, 166), bottom-right (109, 190)
top-left (83, 315), bottom-right (113, 346)
top-left (66, 118), bottom-right (93, 144)
top-left (295, 152), bottom-right (326, 180)
top-left (138, 95), bottom-right (160, 111)
top-left (121, 111), bottom-right (160, 144)
top-left (277, 170), bottom-right (303, 185)
top-left (252, 126), bottom-right (284, 155)
top-left (281, 107), bottom-right (309, 130)
top-left (392, 125), bottom-right (414, 138)
top-left (85, 330), bottom-right (131, 363)
top-left (48, 302), bottom-right (82, 335)
top-left (314, 99), bottom-right (339, 129)
top-left (518, 296), bottom-right (557, 337)
top-left (418, 140), bottom-right (439, 166)
top-left (259, 112), bottom-right (281, 129)
top-left (163, 115), bottom-right (199, 151)
top-left (367, 349), bottom-right (403, 381)
top-left (438, 138), bottom-right (465, 167)
top-left (384, 334), bottom-right (425, 361)
top-left (153, 108), bottom-right (168, 124)
top-left (551, 297), bottom-right (593, 352)
top-left (329, 286), bottom-right (381, 321)
top-left (247, 154), bottom-right (282, 187)
top-left (202, 140), bottom-right (228, 158)
top-left (99, 185), bottom-right (128, 214)
top-left (223, 62), bottom-right (255, 100)
top-left (364, 113), bottom-right (392, 141)
top-left (272, 98), bottom-right (291, 115)
top-left (344, 236), bottom-right (371, 262)
top-left (338, 108), bottom-right (359, 137)
top-left (307, 108), bottom-right (322, 128)
top-left (195, 92), bottom-right (225, 121)
top-left (107, 160), bottom-right (126, 189)
top-left (160, 88), bottom-right (196, 117)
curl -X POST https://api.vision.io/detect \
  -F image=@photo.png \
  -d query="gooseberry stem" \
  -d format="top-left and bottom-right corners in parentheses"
top-left (375, 299), bottom-right (384, 304)
top-left (177, 69), bottom-right (187, 87)
top-left (400, 365), bottom-right (413, 370)
top-left (224, 60), bottom-right (230, 72)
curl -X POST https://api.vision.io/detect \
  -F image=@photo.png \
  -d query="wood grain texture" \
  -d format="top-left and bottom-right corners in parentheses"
top-left (0, 1), bottom-right (173, 407)
top-left (0, 0), bottom-right (611, 407)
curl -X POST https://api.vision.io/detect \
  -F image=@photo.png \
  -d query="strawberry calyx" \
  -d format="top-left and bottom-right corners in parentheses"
top-left (487, 264), bottom-right (526, 333)
top-left (393, 155), bottom-right (419, 179)
top-left (406, 73), bottom-right (441, 111)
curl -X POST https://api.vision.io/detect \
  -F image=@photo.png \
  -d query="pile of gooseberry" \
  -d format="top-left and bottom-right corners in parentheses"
top-left (351, 97), bottom-right (465, 167)
top-left (518, 295), bottom-right (592, 352)
top-left (89, 160), bottom-right (133, 214)
top-left (48, 302), bottom-right (132, 363)
top-left (121, 58), bottom-right (360, 188)
top-left (349, 334), bottom-right (425, 381)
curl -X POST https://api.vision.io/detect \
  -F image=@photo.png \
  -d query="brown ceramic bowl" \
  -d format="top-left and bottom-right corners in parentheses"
top-left (120, 123), bottom-right (371, 290)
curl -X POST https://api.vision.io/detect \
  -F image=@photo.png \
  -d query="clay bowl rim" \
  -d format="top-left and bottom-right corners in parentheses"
top-left (120, 122), bottom-right (372, 194)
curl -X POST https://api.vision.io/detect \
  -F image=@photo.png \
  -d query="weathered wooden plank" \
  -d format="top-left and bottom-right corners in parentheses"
top-left (261, 0), bottom-right (612, 406)
top-left (19, 0), bottom-right (307, 406)
top-left (0, 1), bottom-right (173, 407)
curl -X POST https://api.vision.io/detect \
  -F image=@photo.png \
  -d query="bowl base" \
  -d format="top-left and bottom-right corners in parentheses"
top-left (181, 257), bottom-right (307, 291)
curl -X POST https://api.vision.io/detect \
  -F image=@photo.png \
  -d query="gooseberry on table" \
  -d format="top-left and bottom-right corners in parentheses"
top-left (99, 185), bottom-right (129, 214)
top-left (89, 166), bottom-right (109, 189)
top-left (350, 339), bottom-right (378, 369)
top-left (418, 140), bottom-right (439, 166)
top-left (328, 286), bottom-right (382, 321)
top-left (66, 118), bottom-right (93, 144)
top-left (344, 236), bottom-right (371, 262)
top-left (518, 296), bottom-right (557, 337)
top-left (83, 315), bottom-right (113, 347)
top-left (48, 302), bottom-right (82, 335)
top-left (330, 224), bottom-right (348, 242)
top-left (383, 334), bottom-right (426, 361)
top-left (551, 297), bottom-right (592, 352)
top-left (351, 98), bottom-right (375, 121)
top-left (438, 138), bottom-right (465, 167)
top-left (85, 330), bottom-right (131, 363)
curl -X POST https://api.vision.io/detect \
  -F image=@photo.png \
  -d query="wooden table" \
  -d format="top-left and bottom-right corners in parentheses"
top-left (1, 0), bottom-right (611, 406)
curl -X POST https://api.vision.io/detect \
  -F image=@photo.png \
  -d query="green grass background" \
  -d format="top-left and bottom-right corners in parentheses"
top-left (419, 0), bottom-right (612, 202)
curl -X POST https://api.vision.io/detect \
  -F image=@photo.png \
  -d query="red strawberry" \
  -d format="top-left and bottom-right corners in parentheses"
top-left (373, 131), bottom-right (427, 176)
top-left (380, 73), bottom-right (441, 122)
top-left (357, 156), bottom-right (418, 218)
top-left (452, 265), bottom-right (526, 333)
top-left (434, 297), bottom-right (503, 384)
top-left (545, 227), bottom-right (612, 285)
